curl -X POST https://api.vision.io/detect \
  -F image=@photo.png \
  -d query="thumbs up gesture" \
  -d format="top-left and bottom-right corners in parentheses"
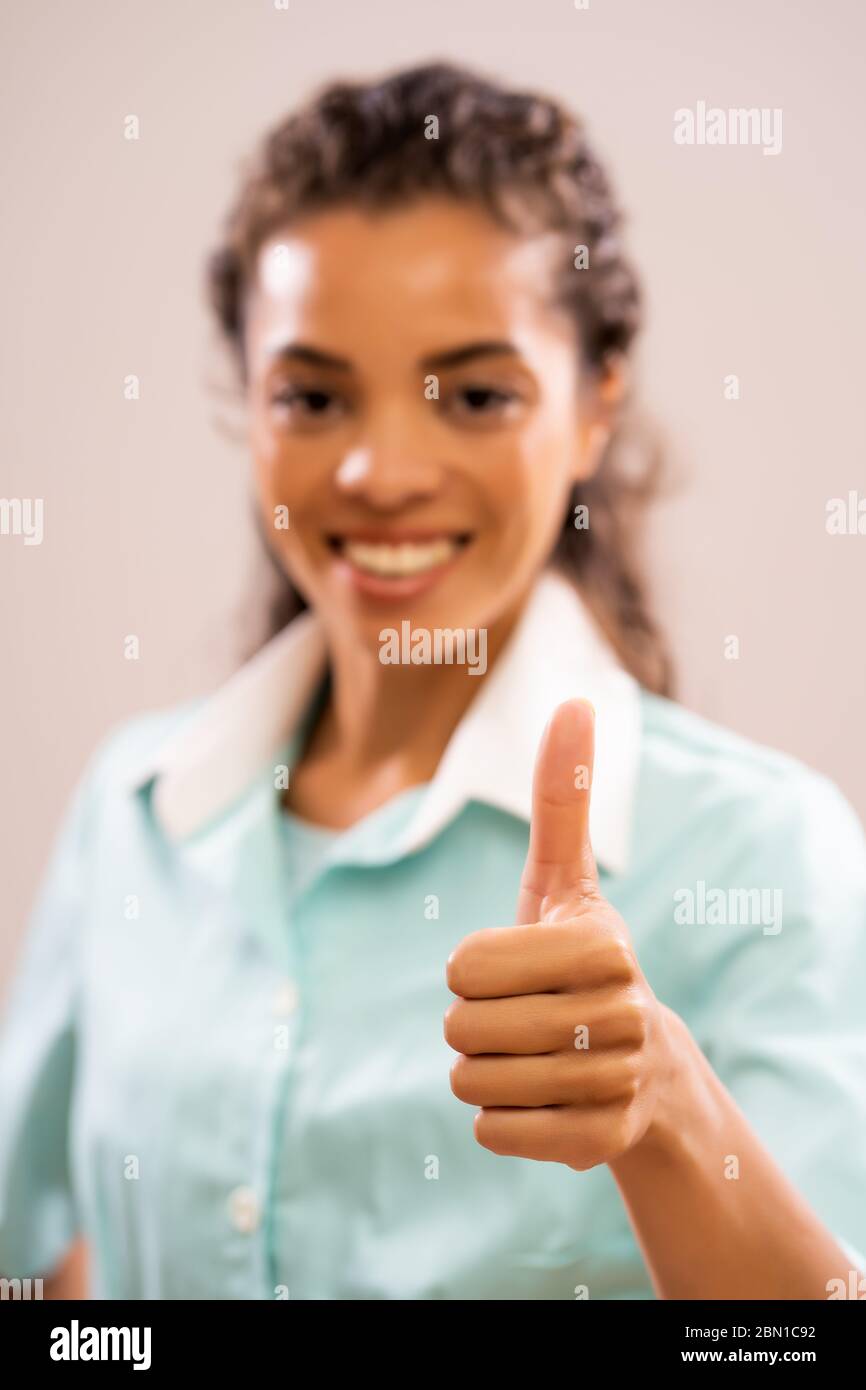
top-left (445, 699), bottom-right (675, 1170)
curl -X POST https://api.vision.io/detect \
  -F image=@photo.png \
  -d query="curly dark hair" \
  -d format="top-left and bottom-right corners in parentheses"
top-left (206, 60), bottom-right (673, 696)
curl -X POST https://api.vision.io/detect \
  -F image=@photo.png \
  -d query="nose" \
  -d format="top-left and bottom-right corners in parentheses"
top-left (334, 402), bottom-right (444, 509)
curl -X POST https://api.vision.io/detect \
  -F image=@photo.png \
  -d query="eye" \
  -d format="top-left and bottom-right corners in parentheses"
top-left (444, 383), bottom-right (521, 423)
top-left (269, 386), bottom-right (345, 424)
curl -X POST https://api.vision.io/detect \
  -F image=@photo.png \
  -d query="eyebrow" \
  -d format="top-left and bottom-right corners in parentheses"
top-left (263, 338), bottom-right (521, 373)
top-left (421, 340), bottom-right (520, 371)
top-left (264, 341), bottom-right (353, 371)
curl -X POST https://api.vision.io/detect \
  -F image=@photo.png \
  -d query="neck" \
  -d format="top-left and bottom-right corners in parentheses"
top-left (310, 589), bottom-right (532, 786)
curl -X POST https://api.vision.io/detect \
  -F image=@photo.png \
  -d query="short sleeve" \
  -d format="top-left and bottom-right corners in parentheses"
top-left (699, 770), bottom-right (866, 1275)
top-left (0, 751), bottom-right (102, 1279)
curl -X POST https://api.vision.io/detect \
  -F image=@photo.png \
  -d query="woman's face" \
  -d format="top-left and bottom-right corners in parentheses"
top-left (243, 196), bottom-right (606, 647)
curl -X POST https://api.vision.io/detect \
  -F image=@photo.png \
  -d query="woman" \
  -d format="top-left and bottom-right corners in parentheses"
top-left (2, 62), bottom-right (865, 1302)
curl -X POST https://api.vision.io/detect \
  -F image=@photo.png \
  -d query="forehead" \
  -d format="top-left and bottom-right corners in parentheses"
top-left (244, 198), bottom-right (573, 360)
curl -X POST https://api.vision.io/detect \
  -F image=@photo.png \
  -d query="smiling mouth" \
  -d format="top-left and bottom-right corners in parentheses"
top-left (326, 533), bottom-right (473, 578)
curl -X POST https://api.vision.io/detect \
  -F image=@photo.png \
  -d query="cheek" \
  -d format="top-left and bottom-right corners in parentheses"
top-left (248, 444), bottom-right (314, 595)
top-left (487, 413), bottom-right (577, 542)
top-left (249, 412), bottom-right (319, 522)
top-left (250, 450), bottom-right (291, 548)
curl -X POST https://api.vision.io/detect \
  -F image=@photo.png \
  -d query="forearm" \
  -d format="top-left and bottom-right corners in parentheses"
top-left (608, 1007), bottom-right (860, 1300)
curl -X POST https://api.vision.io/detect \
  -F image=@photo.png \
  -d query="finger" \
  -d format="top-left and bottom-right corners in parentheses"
top-left (517, 698), bottom-right (599, 923)
top-left (444, 987), bottom-right (643, 1056)
top-left (474, 1103), bottom-right (619, 1166)
top-left (451, 1051), bottom-right (636, 1108)
top-left (446, 918), bottom-right (629, 1000)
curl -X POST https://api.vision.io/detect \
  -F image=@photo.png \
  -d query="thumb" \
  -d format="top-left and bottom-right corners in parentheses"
top-left (516, 698), bottom-right (599, 924)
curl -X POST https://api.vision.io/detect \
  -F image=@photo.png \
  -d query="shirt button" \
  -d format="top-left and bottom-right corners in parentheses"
top-left (228, 1185), bottom-right (260, 1234)
top-left (272, 979), bottom-right (300, 1017)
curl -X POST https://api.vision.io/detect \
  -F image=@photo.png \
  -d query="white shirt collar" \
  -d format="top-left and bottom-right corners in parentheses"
top-left (131, 569), bottom-right (642, 875)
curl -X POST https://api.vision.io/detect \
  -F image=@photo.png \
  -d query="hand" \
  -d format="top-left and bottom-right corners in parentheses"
top-left (444, 699), bottom-right (676, 1170)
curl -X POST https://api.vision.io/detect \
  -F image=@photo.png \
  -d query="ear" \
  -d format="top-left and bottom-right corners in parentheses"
top-left (573, 353), bottom-right (628, 484)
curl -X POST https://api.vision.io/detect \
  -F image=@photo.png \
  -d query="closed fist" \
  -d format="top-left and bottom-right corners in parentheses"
top-left (444, 699), bottom-right (674, 1171)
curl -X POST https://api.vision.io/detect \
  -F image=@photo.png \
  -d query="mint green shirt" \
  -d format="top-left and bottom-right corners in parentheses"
top-left (2, 574), bottom-right (865, 1299)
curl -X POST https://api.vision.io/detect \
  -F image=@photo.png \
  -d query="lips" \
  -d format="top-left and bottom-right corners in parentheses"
top-left (341, 537), bottom-right (458, 577)
top-left (326, 531), bottom-right (473, 599)
top-left (326, 532), bottom-right (472, 578)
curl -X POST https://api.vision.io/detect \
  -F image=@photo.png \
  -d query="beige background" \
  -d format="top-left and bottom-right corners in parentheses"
top-left (2, 0), bottom-right (864, 984)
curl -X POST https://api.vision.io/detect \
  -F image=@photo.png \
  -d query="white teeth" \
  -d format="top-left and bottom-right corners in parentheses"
top-left (341, 538), bottom-right (459, 577)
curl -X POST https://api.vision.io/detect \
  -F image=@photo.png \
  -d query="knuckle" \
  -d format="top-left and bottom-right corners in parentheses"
top-left (449, 1054), bottom-right (474, 1102)
top-left (445, 947), bottom-right (466, 996)
top-left (591, 1056), bottom-right (641, 1104)
top-left (604, 934), bottom-right (637, 985)
top-left (442, 1000), bottom-right (464, 1050)
top-left (445, 928), bottom-right (494, 996)
top-left (473, 1109), bottom-right (503, 1153)
top-left (617, 1064), bottom-right (642, 1102)
top-left (474, 1109), bottom-right (524, 1158)
top-left (622, 993), bottom-right (651, 1046)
